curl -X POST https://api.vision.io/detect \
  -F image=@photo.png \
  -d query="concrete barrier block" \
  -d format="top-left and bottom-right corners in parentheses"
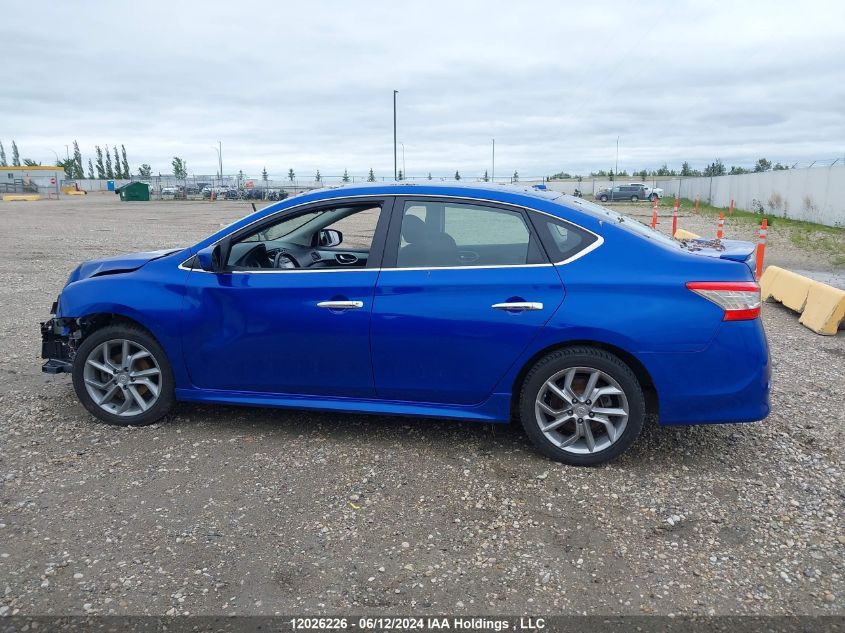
top-left (674, 228), bottom-right (700, 240)
top-left (764, 267), bottom-right (814, 312)
top-left (2, 194), bottom-right (41, 202)
top-left (759, 266), bottom-right (783, 302)
top-left (799, 283), bottom-right (845, 335)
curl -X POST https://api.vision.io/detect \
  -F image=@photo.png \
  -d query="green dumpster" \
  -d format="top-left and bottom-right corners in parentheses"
top-left (115, 181), bottom-right (150, 201)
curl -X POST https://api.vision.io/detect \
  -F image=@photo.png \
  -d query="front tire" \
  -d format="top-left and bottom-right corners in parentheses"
top-left (631, 195), bottom-right (639, 202)
top-left (72, 324), bottom-right (175, 426)
top-left (599, 195), bottom-right (608, 202)
top-left (518, 347), bottom-right (645, 465)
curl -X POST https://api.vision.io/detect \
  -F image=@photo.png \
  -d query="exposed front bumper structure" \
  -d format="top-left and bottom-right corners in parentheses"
top-left (40, 317), bottom-right (77, 374)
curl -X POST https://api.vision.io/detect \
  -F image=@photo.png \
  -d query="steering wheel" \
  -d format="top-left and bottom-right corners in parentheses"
top-left (273, 251), bottom-right (299, 269)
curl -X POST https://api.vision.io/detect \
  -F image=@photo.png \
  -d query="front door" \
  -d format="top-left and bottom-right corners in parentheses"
top-left (181, 199), bottom-right (390, 396)
top-left (370, 198), bottom-right (565, 405)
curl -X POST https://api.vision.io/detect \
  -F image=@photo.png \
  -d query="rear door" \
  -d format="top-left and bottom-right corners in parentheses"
top-left (370, 197), bottom-right (565, 405)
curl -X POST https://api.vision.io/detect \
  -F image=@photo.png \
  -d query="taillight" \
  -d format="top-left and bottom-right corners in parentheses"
top-left (686, 281), bottom-right (761, 321)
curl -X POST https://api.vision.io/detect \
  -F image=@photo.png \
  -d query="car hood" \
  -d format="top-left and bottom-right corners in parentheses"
top-left (66, 248), bottom-right (182, 285)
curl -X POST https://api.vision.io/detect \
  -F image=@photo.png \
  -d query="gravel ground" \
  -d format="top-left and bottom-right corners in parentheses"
top-left (0, 194), bottom-right (842, 617)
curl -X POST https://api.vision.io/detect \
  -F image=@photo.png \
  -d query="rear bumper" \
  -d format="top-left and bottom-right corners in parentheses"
top-left (645, 319), bottom-right (771, 425)
top-left (41, 318), bottom-right (75, 374)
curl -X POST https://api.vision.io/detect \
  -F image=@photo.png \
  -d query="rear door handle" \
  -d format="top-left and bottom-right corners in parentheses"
top-left (317, 300), bottom-right (364, 310)
top-left (491, 302), bottom-right (543, 311)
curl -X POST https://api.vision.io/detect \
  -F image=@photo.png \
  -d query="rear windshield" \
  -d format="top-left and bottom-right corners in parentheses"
top-left (560, 197), bottom-right (680, 248)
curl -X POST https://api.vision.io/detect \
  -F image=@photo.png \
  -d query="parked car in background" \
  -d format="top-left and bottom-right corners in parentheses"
top-left (41, 183), bottom-right (769, 466)
top-left (201, 186), bottom-right (230, 199)
top-left (161, 186), bottom-right (179, 196)
top-left (629, 182), bottom-right (664, 201)
top-left (595, 184), bottom-right (647, 202)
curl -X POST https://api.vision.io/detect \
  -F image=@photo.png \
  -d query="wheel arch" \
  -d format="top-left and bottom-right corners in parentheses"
top-left (510, 340), bottom-right (658, 420)
top-left (75, 311), bottom-right (158, 342)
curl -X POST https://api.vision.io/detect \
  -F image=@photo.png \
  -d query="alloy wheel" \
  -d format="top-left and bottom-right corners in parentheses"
top-left (534, 366), bottom-right (629, 454)
top-left (82, 339), bottom-right (162, 417)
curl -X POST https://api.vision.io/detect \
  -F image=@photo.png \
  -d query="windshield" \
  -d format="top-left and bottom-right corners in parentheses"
top-left (561, 197), bottom-right (680, 248)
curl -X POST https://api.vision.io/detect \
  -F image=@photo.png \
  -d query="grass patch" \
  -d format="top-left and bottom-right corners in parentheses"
top-left (661, 197), bottom-right (845, 263)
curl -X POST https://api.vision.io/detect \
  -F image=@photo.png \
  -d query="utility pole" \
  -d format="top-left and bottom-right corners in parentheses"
top-left (492, 138), bottom-right (495, 183)
top-left (393, 90), bottom-right (398, 181)
top-left (64, 145), bottom-right (69, 160)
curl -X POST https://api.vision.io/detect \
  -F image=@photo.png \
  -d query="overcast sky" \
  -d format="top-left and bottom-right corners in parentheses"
top-left (2, 0), bottom-right (843, 180)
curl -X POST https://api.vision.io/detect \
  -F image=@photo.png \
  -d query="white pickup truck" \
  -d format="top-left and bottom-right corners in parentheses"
top-left (628, 182), bottom-right (663, 201)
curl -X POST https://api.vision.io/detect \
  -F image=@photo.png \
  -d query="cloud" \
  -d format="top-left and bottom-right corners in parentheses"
top-left (1, 0), bottom-right (843, 179)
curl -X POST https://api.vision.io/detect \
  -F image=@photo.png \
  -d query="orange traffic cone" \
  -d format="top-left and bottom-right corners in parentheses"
top-left (755, 218), bottom-right (768, 279)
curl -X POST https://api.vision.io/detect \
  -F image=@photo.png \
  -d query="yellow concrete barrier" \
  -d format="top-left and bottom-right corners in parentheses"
top-left (760, 265), bottom-right (813, 312)
top-left (759, 266), bottom-right (782, 301)
top-left (674, 228), bottom-right (700, 240)
top-left (761, 265), bottom-right (845, 335)
top-left (799, 283), bottom-right (845, 335)
top-left (2, 194), bottom-right (41, 201)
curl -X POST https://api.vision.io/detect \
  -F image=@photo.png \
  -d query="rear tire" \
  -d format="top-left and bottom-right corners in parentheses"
top-left (518, 347), bottom-right (645, 466)
top-left (631, 195), bottom-right (639, 202)
top-left (72, 324), bottom-right (175, 426)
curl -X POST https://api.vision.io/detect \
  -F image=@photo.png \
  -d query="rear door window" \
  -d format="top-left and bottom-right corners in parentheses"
top-left (391, 200), bottom-right (545, 268)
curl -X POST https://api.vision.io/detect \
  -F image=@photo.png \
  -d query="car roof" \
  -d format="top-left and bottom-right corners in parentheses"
top-left (282, 181), bottom-right (579, 212)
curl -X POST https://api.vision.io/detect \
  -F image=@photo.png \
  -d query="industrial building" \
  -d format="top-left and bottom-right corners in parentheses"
top-left (1, 165), bottom-right (67, 198)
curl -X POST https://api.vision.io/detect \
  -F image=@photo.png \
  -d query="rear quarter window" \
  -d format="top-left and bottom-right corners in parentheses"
top-left (530, 213), bottom-right (598, 262)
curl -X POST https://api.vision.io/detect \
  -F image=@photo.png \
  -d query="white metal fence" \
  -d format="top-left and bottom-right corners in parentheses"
top-left (651, 166), bottom-right (845, 227)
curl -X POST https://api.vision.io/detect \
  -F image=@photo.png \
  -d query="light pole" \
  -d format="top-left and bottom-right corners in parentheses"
top-left (400, 142), bottom-right (406, 180)
top-left (217, 141), bottom-right (223, 182)
top-left (64, 145), bottom-right (69, 160)
top-left (212, 144), bottom-right (222, 181)
top-left (615, 136), bottom-right (619, 176)
top-left (393, 90), bottom-right (398, 181)
top-left (491, 138), bottom-right (495, 182)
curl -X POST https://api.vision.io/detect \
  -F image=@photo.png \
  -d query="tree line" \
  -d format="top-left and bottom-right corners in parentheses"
top-left (0, 140), bottom-right (794, 184)
top-left (171, 162), bottom-right (520, 183)
top-left (550, 157), bottom-right (791, 181)
top-left (0, 139), bottom-right (134, 179)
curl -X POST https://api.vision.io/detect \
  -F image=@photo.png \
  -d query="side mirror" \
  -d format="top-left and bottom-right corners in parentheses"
top-left (319, 228), bottom-right (343, 248)
top-left (197, 243), bottom-right (223, 272)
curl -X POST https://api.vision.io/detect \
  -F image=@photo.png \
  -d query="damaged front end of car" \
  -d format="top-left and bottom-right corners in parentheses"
top-left (41, 307), bottom-right (82, 374)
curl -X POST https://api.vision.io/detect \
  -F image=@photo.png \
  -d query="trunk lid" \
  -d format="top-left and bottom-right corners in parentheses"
top-left (680, 238), bottom-right (756, 272)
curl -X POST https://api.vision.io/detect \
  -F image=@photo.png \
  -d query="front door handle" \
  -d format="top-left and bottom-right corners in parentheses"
top-left (491, 302), bottom-right (544, 311)
top-left (317, 300), bottom-right (364, 310)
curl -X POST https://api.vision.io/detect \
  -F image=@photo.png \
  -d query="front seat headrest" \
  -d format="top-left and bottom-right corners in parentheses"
top-left (401, 214), bottom-right (425, 244)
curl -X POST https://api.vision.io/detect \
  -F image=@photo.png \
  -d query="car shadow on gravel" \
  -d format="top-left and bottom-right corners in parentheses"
top-left (163, 401), bottom-right (768, 470)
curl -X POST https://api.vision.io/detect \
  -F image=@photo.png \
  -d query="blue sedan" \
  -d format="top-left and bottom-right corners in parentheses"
top-left (40, 183), bottom-right (770, 465)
